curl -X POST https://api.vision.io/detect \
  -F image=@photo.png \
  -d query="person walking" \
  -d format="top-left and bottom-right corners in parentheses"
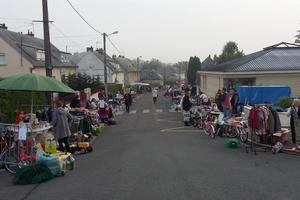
top-left (220, 88), bottom-right (231, 118)
top-left (152, 87), bottom-right (158, 104)
top-left (287, 99), bottom-right (300, 149)
top-left (230, 89), bottom-right (239, 115)
top-left (51, 100), bottom-right (72, 152)
top-left (124, 91), bottom-right (132, 113)
top-left (182, 89), bottom-right (192, 126)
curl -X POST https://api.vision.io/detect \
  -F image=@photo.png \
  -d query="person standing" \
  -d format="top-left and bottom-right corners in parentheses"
top-left (220, 88), bottom-right (231, 118)
top-left (152, 87), bottom-right (158, 103)
top-left (287, 99), bottom-right (300, 149)
top-left (70, 94), bottom-right (80, 108)
top-left (51, 100), bottom-right (72, 152)
top-left (215, 89), bottom-right (223, 111)
top-left (182, 89), bottom-right (192, 126)
top-left (124, 91), bottom-right (132, 113)
top-left (98, 97), bottom-right (109, 123)
top-left (230, 89), bottom-right (239, 115)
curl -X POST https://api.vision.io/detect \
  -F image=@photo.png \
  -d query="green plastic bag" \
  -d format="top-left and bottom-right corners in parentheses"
top-left (224, 138), bottom-right (240, 148)
top-left (13, 163), bottom-right (53, 185)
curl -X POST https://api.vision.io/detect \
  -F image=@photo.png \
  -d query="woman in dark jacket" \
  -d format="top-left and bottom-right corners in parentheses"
top-left (182, 92), bottom-right (192, 111)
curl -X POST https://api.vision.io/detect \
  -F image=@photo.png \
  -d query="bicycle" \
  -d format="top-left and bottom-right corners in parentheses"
top-left (0, 125), bottom-right (33, 174)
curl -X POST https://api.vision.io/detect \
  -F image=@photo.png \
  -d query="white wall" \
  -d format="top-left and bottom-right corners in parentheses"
top-left (0, 38), bottom-right (32, 77)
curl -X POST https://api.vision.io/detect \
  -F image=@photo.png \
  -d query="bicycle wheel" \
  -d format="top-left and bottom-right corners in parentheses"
top-left (203, 123), bottom-right (211, 136)
top-left (4, 148), bottom-right (20, 174)
top-left (239, 128), bottom-right (248, 143)
top-left (226, 126), bottom-right (239, 138)
top-left (4, 147), bottom-right (30, 174)
top-left (208, 125), bottom-right (216, 139)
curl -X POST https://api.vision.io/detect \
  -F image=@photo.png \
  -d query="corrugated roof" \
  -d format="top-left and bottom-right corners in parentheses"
top-left (204, 44), bottom-right (300, 72)
top-left (0, 28), bottom-right (76, 68)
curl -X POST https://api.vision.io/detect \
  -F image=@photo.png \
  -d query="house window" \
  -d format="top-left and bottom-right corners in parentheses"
top-left (224, 78), bottom-right (255, 91)
top-left (60, 54), bottom-right (70, 63)
top-left (0, 53), bottom-right (5, 65)
top-left (36, 50), bottom-right (45, 61)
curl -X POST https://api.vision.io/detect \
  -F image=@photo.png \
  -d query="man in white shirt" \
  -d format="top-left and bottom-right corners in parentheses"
top-left (152, 88), bottom-right (158, 103)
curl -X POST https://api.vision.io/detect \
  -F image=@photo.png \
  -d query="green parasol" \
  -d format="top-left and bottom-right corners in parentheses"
top-left (0, 73), bottom-right (75, 114)
top-left (0, 73), bottom-right (75, 93)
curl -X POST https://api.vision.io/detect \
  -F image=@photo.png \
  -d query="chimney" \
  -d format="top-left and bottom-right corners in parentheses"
top-left (96, 48), bottom-right (104, 54)
top-left (0, 23), bottom-right (8, 30)
top-left (86, 46), bottom-right (94, 52)
top-left (27, 30), bottom-right (34, 37)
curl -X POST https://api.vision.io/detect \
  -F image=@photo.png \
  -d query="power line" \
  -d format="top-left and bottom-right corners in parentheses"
top-left (66, 0), bottom-right (102, 35)
top-left (51, 34), bottom-right (98, 39)
top-left (51, 23), bottom-right (78, 45)
top-left (65, 0), bottom-right (123, 55)
top-left (107, 36), bottom-right (123, 55)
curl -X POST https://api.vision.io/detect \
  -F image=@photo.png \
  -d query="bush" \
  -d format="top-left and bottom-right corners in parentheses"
top-left (107, 83), bottom-right (123, 95)
top-left (277, 97), bottom-right (293, 109)
top-left (0, 92), bottom-right (47, 123)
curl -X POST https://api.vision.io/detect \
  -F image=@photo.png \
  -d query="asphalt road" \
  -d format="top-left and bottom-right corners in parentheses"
top-left (1, 92), bottom-right (300, 200)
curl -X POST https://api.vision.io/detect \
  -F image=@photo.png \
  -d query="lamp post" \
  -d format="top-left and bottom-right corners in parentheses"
top-left (103, 31), bottom-right (118, 99)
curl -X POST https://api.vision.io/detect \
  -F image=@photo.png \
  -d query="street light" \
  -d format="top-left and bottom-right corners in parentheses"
top-left (103, 31), bottom-right (118, 99)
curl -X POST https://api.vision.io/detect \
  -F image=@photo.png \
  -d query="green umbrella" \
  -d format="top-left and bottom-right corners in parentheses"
top-left (0, 73), bottom-right (75, 114)
top-left (0, 73), bottom-right (75, 93)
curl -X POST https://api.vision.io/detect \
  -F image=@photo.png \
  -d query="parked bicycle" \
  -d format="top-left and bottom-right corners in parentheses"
top-left (0, 125), bottom-right (33, 174)
top-left (213, 113), bottom-right (249, 141)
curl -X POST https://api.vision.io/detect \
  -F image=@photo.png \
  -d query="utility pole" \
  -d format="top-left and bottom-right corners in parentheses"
top-left (102, 31), bottom-right (118, 99)
top-left (103, 33), bottom-right (108, 98)
top-left (42, 0), bottom-right (52, 77)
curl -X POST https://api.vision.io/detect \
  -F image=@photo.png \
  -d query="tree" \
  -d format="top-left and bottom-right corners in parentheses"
top-left (295, 30), bottom-right (300, 44)
top-left (62, 73), bottom-right (103, 91)
top-left (216, 41), bottom-right (244, 64)
top-left (187, 56), bottom-right (201, 86)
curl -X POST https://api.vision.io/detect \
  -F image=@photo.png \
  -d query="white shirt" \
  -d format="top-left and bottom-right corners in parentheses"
top-left (287, 106), bottom-right (298, 117)
top-left (99, 100), bottom-right (106, 108)
top-left (152, 89), bottom-right (158, 98)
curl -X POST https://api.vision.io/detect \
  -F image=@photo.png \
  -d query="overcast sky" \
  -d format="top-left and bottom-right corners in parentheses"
top-left (1, 0), bottom-right (299, 63)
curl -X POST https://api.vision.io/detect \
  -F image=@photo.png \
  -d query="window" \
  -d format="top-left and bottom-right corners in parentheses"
top-left (60, 54), bottom-right (70, 63)
top-left (224, 78), bottom-right (256, 91)
top-left (0, 53), bottom-right (5, 65)
top-left (36, 50), bottom-right (45, 61)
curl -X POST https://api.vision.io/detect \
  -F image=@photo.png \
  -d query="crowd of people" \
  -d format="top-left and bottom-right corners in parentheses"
top-left (165, 85), bottom-right (240, 119)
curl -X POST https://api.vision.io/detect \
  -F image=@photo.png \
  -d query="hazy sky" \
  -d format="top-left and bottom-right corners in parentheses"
top-left (1, 0), bottom-right (299, 63)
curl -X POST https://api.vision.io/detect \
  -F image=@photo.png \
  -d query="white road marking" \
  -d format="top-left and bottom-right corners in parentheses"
top-left (115, 111), bottom-right (124, 115)
top-left (142, 109), bottom-right (150, 113)
top-left (130, 110), bottom-right (137, 114)
top-left (156, 109), bottom-right (163, 113)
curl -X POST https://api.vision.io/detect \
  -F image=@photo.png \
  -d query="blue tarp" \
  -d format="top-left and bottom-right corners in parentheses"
top-left (237, 86), bottom-right (291, 105)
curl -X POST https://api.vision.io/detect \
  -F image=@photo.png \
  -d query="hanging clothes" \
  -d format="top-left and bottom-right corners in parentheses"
top-left (266, 109), bottom-right (275, 135)
top-left (287, 106), bottom-right (300, 144)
